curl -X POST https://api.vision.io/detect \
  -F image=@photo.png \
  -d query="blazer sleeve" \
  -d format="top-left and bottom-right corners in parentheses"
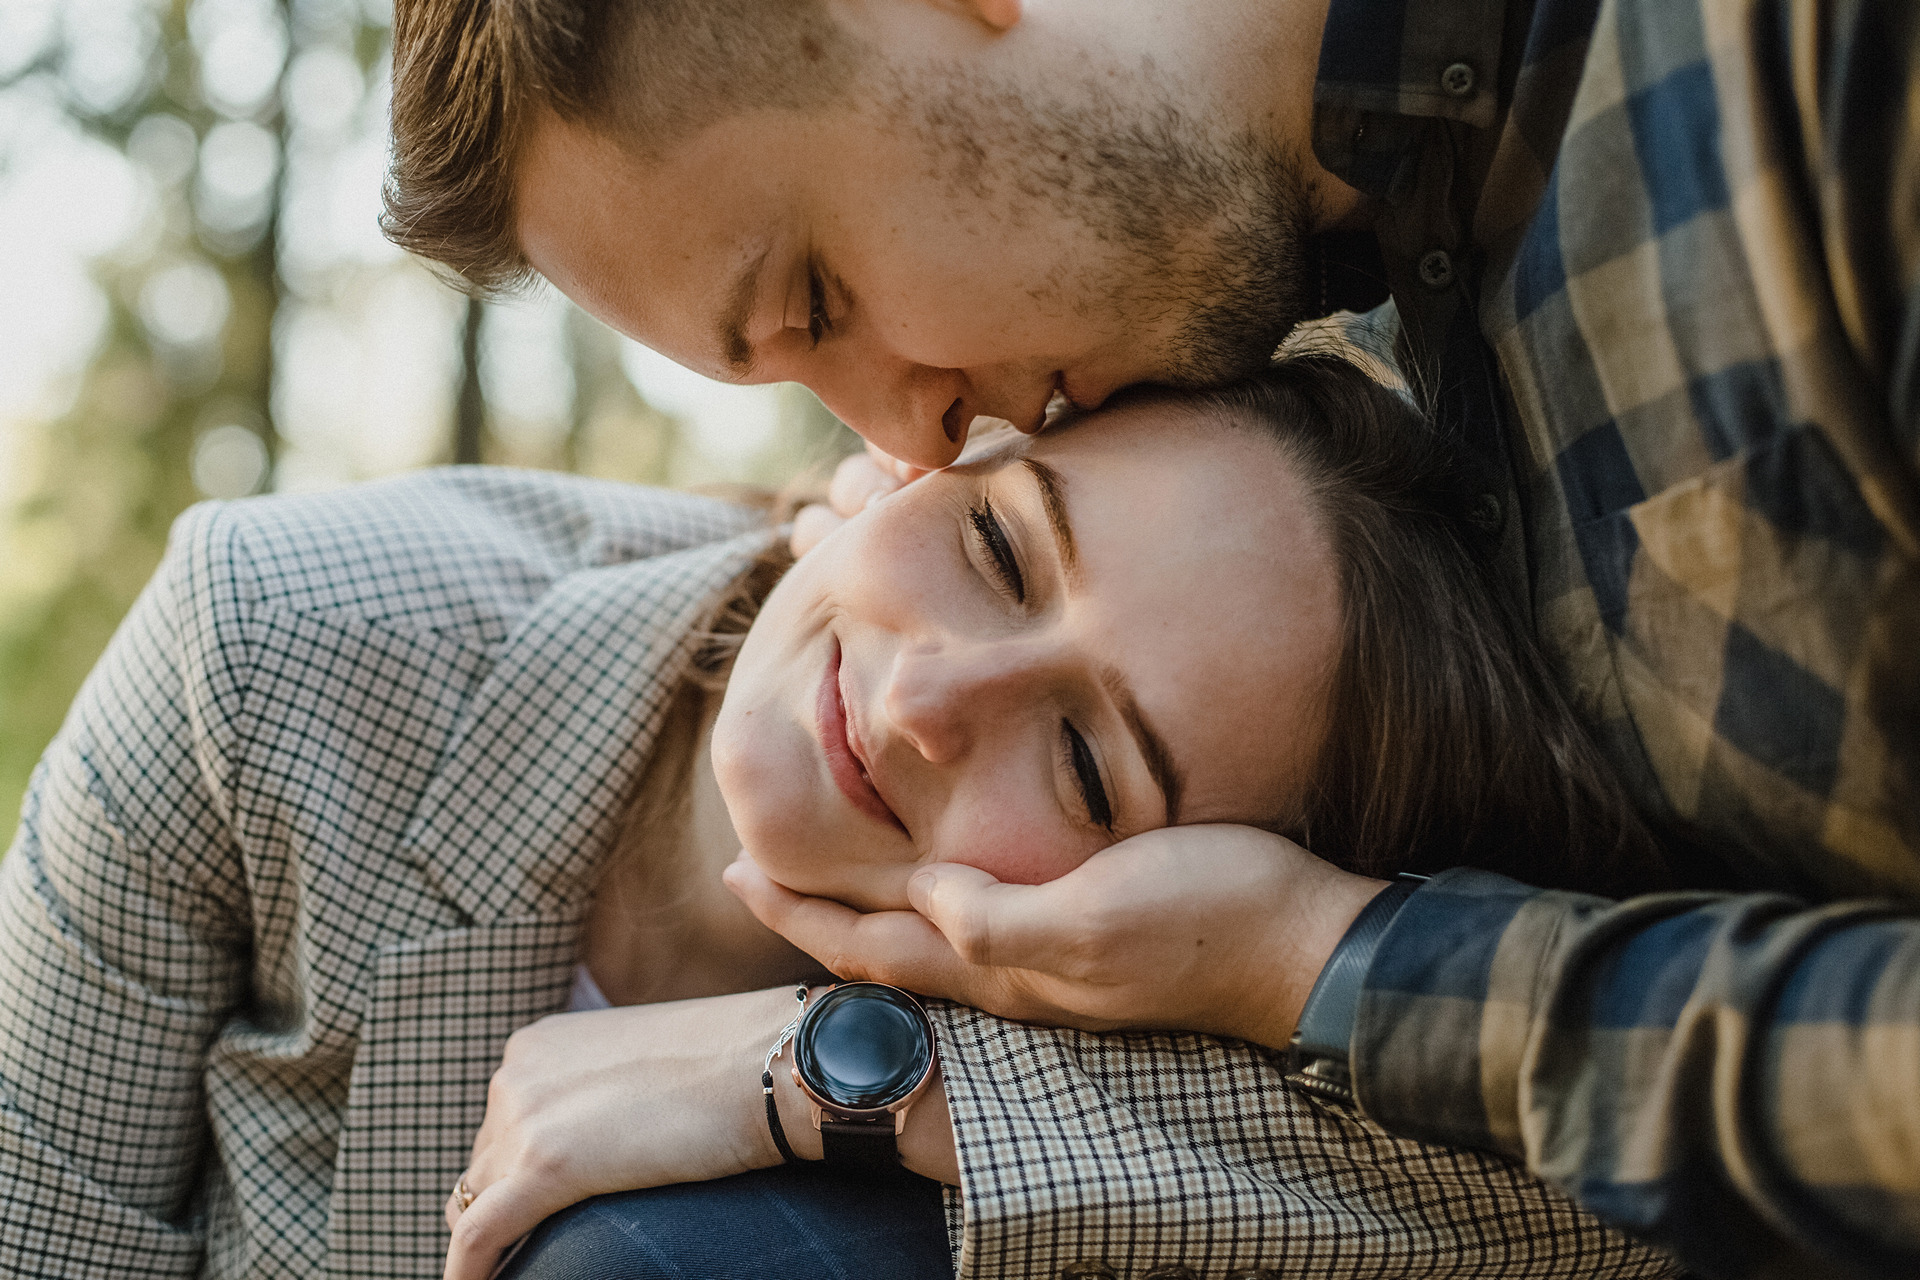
top-left (926, 1003), bottom-right (1677, 1279)
top-left (0, 501), bottom-right (254, 1278)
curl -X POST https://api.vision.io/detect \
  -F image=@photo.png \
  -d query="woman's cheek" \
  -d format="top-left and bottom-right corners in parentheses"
top-left (936, 817), bottom-right (1102, 886)
top-left (710, 708), bottom-right (826, 878)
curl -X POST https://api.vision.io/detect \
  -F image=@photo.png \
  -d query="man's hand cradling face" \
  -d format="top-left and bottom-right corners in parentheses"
top-left (725, 824), bottom-right (1390, 1052)
top-left (789, 443), bottom-right (928, 558)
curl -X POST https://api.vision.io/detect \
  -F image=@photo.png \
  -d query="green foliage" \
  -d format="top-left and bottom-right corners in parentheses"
top-left (1, 0), bottom-right (281, 841)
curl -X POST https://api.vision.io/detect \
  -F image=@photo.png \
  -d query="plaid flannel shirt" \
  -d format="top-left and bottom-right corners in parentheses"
top-left (1312, 0), bottom-right (1920, 1275)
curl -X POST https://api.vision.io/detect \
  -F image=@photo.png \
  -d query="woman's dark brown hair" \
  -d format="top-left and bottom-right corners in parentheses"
top-left (1121, 355), bottom-right (1669, 899)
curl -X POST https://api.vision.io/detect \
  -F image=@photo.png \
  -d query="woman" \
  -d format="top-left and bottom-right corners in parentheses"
top-left (0, 356), bottom-right (1673, 1279)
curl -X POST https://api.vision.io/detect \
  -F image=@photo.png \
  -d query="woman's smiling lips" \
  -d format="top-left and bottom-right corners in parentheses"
top-left (817, 640), bottom-right (906, 832)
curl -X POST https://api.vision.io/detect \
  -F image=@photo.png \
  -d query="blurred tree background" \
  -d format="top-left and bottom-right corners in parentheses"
top-left (0, 0), bottom-right (857, 842)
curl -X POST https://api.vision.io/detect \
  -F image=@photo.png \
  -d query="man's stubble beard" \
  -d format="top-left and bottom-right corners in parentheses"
top-left (900, 63), bottom-right (1318, 390)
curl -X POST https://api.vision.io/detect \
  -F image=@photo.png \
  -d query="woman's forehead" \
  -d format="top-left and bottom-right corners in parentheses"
top-left (1037, 414), bottom-right (1334, 826)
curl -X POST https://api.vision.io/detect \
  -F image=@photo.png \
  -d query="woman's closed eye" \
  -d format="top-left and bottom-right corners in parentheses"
top-left (1060, 720), bottom-right (1115, 831)
top-left (965, 499), bottom-right (1112, 830)
top-left (968, 500), bottom-right (1026, 603)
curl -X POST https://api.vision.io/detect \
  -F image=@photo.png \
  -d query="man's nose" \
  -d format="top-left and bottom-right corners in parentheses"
top-left (884, 640), bottom-right (1049, 764)
top-left (809, 362), bottom-right (974, 472)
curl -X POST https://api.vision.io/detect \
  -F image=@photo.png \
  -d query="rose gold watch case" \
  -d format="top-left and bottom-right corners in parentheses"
top-left (788, 982), bottom-right (938, 1135)
top-left (791, 1057), bottom-right (935, 1134)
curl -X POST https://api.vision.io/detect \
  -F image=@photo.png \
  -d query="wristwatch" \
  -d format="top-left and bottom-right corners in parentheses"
top-left (790, 982), bottom-right (938, 1175)
top-left (1286, 872), bottom-right (1428, 1104)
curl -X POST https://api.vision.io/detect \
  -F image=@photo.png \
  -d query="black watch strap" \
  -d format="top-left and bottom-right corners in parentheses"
top-left (820, 1119), bottom-right (900, 1174)
top-left (1286, 872), bottom-right (1428, 1104)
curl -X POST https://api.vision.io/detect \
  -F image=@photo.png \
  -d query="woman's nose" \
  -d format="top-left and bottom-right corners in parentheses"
top-left (808, 362), bottom-right (971, 471)
top-left (884, 640), bottom-right (1045, 764)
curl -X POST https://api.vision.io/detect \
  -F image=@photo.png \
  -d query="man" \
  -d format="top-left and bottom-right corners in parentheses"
top-left (385, 1), bottom-right (1919, 1277)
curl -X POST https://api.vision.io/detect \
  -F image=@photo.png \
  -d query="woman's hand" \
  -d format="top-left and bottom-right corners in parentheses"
top-left (790, 444), bottom-right (928, 557)
top-left (445, 985), bottom-right (957, 1280)
top-left (726, 825), bottom-right (1389, 1051)
top-left (445, 988), bottom-right (789, 1280)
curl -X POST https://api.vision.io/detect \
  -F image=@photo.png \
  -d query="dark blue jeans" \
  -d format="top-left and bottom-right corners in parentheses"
top-left (494, 1165), bottom-right (952, 1280)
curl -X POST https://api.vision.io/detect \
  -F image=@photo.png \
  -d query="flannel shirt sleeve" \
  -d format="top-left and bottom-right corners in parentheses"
top-left (925, 1002), bottom-right (1678, 1279)
top-left (0, 503), bottom-right (253, 1277)
top-left (1351, 869), bottom-right (1920, 1278)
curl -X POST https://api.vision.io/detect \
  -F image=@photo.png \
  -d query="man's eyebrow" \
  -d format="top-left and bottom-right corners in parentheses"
top-left (716, 246), bottom-right (770, 377)
top-left (1019, 457), bottom-right (1080, 587)
top-left (1101, 665), bottom-right (1185, 825)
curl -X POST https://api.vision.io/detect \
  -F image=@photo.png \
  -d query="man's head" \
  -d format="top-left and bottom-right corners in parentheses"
top-left (385, 0), bottom-right (1349, 467)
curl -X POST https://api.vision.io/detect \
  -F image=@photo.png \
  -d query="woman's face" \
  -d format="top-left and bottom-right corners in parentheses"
top-left (713, 404), bottom-right (1342, 912)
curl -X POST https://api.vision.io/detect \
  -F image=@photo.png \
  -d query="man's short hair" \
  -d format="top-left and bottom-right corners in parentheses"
top-left (382, 0), bottom-right (863, 294)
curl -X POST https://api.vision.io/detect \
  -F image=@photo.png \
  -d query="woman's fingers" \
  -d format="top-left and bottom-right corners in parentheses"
top-left (444, 1174), bottom-right (554, 1280)
top-left (788, 503), bottom-right (843, 557)
top-left (829, 450), bottom-right (907, 516)
top-left (792, 449), bottom-right (924, 556)
top-left (445, 1178), bottom-right (466, 1233)
top-left (864, 440), bottom-right (930, 487)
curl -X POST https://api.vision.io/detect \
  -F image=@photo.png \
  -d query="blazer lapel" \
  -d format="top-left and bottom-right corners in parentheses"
top-left (402, 529), bottom-right (776, 924)
top-left (324, 918), bottom-right (579, 1278)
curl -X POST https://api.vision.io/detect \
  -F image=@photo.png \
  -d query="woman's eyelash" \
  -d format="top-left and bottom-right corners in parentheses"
top-left (1061, 721), bottom-right (1114, 830)
top-left (968, 501), bottom-right (1026, 603)
top-left (807, 264), bottom-right (831, 346)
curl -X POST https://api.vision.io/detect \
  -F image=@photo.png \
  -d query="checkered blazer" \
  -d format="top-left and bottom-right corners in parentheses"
top-left (0, 468), bottom-right (1675, 1278)
top-left (0, 470), bottom-right (770, 1276)
top-left (1309, 0), bottom-right (1920, 1273)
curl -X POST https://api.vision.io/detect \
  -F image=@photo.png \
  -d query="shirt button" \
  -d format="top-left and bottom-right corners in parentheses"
top-left (1060, 1265), bottom-right (1117, 1280)
top-left (1144, 1269), bottom-right (1199, 1280)
top-left (1227, 1271), bottom-right (1281, 1280)
top-left (1441, 61), bottom-right (1476, 96)
top-left (1469, 491), bottom-right (1505, 533)
top-left (1418, 249), bottom-right (1456, 288)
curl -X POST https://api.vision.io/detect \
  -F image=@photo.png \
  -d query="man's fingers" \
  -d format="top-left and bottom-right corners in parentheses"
top-left (443, 1175), bottom-right (553, 1280)
top-left (905, 863), bottom-right (1003, 963)
top-left (723, 852), bottom-right (829, 936)
top-left (725, 855), bottom-right (980, 999)
top-left (908, 863), bottom-right (1100, 976)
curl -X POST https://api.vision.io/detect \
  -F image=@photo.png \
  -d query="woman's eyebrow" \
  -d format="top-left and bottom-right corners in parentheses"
top-left (1018, 457), bottom-right (1080, 588)
top-left (1101, 664), bottom-right (1185, 825)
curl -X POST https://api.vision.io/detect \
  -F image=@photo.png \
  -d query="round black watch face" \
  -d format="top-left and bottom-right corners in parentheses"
top-left (795, 984), bottom-right (935, 1111)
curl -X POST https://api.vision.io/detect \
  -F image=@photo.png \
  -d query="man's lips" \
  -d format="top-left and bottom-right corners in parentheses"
top-left (817, 641), bottom-right (906, 832)
top-left (1033, 372), bottom-right (1093, 433)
